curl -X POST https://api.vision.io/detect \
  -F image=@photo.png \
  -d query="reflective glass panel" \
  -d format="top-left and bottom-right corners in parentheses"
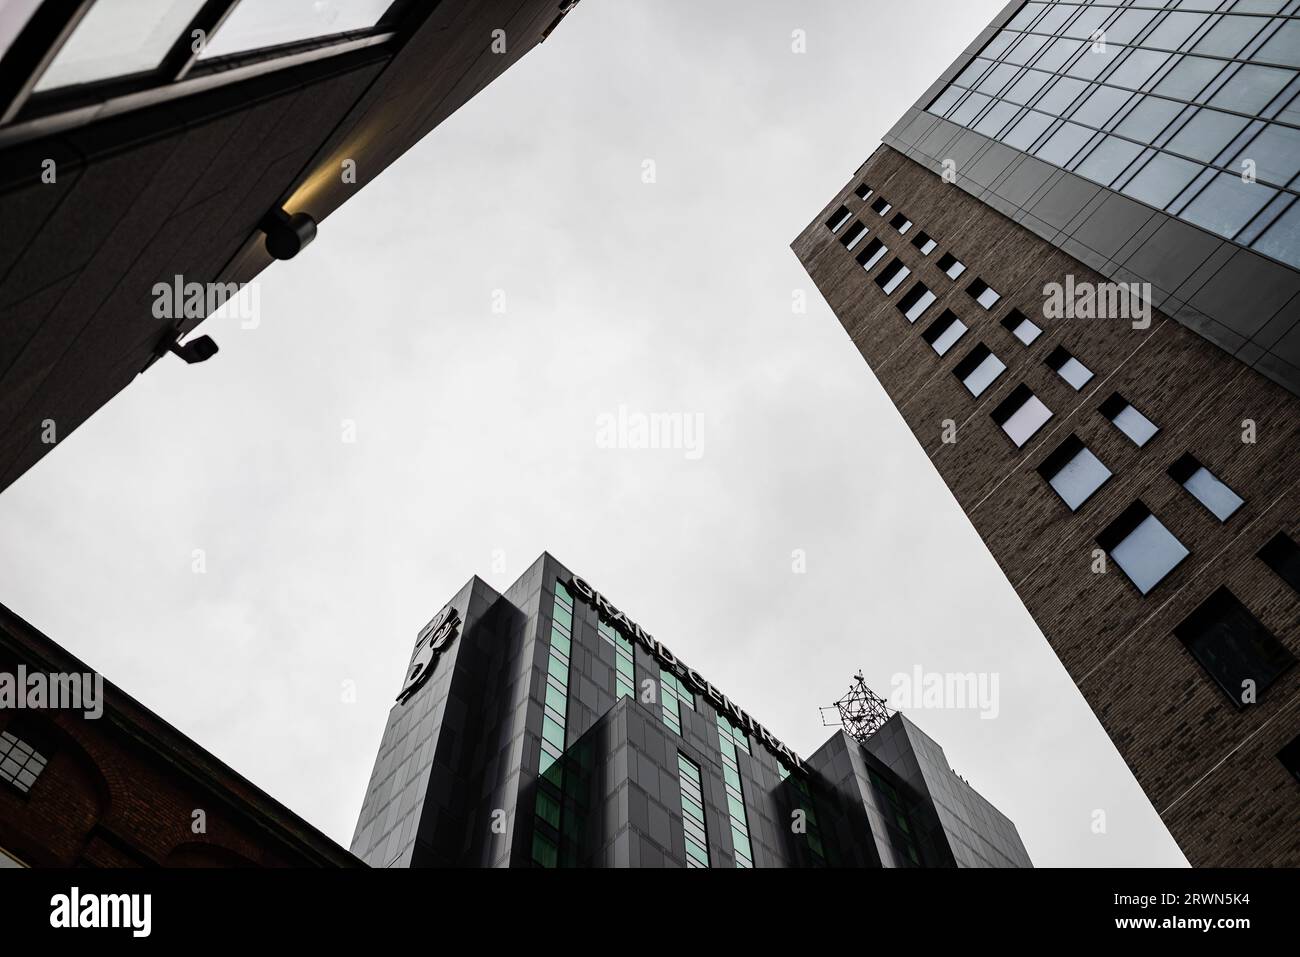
top-left (1179, 171), bottom-right (1276, 240)
top-left (200, 0), bottom-right (395, 59)
top-left (36, 0), bottom-right (208, 90)
top-left (0, 0), bottom-right (43, 64)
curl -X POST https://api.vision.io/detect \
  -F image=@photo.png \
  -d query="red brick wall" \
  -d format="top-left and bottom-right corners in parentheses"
top-left (0, 633), bottom-right (354, 867)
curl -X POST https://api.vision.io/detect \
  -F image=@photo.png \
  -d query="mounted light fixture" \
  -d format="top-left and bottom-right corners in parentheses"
top-left (157, 333), bottom-right (219, 365)
top-left (259, 207), bottom-right (317, 261)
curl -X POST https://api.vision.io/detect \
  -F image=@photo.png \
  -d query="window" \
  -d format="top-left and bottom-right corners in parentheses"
top-left (0, 846), bottom-right (26, 868)
top-left (0, 730), bottom-right (47, 794)
top-left (790, 773), bottom-right (827, 863)
top-left (198, 0), bottom-right (398, 60)
top-left (954, 344), bottom-right (1006, 397)
top-left (1001, 309), bottom-right (1041, 345)
top-left (1258, 532), bottom-right (1300, 594)
top-left (856, 239), bottom-right (888, 271)
top-left (912, 231), bottom-right (937, 255)
top-left (889, 213), bottom-right (913, 235)
top-left (1045, 345), bottom-right (1094, 390)
top-left (677, 754), bottom-right (710, 868)
top-left (871, 197), bottom-right (893, 216)
top-left (35, 0), bottom-right (210, 91)
top-left (600, 620), bottom-right (635, 700)
top-left (1098, 502), bottom-right (1189, 595)
top-left (875, 259), bottom-right (911, 295)
top-left (716, 715), bottom-right (753, 868)
top-left (1100, 393), bottom-right (1159, 447)
top-left (0, 0), bottom-right (43, 64)
top-left (661, 669), bottom-right (695, 736)
top-left (1038, 435), bottom-right (1111, 511)
top-left (840, 221), bottom-right (869, 250)
top-left (1168, 453), bottom-right (1243, 521)
top-left (937, 253), bottom-right (966, 279)
top-left (897, 282), bottom-right (937, 322)
top-left (967, 278), bottom-right (1002, 310)
top-left (539, 582), bottom-right (575, 773)
top-left (921, 310), bottom-right (968, 356)
top-left (1174, 588), bottom-right (1296, 709)
top-left (854, 183), bottom-right (874, 200)
top-left (826, 205), bottom-right (852, 233)
top-left (992, 384), bottom-right (1052, 447)
top-left (1279, 733), bottom-right (1300, 785)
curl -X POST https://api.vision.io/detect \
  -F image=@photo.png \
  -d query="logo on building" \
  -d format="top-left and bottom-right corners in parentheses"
top-left (568, 576), bottom-right (806, 774)
top-left (396, 605), bottom-right (461, 704)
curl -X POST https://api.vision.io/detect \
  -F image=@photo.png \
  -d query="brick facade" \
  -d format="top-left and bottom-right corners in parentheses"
top-left (0, 604), bottom-right (358, 867)
top-left (793, 145), bottom-right (1300, 866)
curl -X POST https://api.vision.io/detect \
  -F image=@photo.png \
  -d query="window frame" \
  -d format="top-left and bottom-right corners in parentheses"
top-left (0, 0), bottom-right (422, 141)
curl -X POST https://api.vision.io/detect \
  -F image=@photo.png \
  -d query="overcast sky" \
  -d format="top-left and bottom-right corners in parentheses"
top-left (0, 0), bottom-right (1187, 866)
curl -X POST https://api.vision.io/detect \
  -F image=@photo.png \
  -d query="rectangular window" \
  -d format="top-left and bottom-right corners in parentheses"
top-left (1168, 453), bottom-right (1244, 522)
top-left (677, 754), bottom-right (710, 868)
top-left (1045, 345), bottom-right (1094, 390)
top-left (1100, 393), bottom-right (1159, 447)
top-left (992, 383), bottom-right (1052, 447)
top-left (1258, 532), bottom-right (1300, 594)
top-left (660, 670), bottom-right (695, 736)
top-left (1001, 308), bottom-right (1042, 346)
top-left (870, 196), bottom-right (893, 216)
top-left (790, 774), bottom-right (827, 864)
top-left (953, 343), bottom-right (1006, 397)
top-left (0, 731), bottom-right (47, 794)
top-left (912, 231), bottom-right (937, 255)
top-left (889, 212), bottom-right (913, 235)
top-left (875, 259), bottom-right (911, 295)
top-left (897, 282), bottom-right (937, 322)
top-left (937, 253), bottom-right (966, 279)
top-left (35, 0), bottom-right (210, 91)
top-left (715, 714), bottom-right (753, 868)
top-left (854, 183), bottom-right (873, 200)
top-left (198, 0), bottom-right (396, 60)
top-left (539, 582), bottom-right (575, 773)
top-left (1279, 734), bottom-right (1300, 785)
top-left (1038, 435), bottom-right (1111, 511)
top-left (921, 310), bottom-right (968, 356)
top-left (1174, 588), bottom-right (1296, 709)
top-left (967, 278), bottom-right (1002, 310)
top-left (856, 239), bottom-right (888, 271)
top-left (840, 221), bottom-right (868, 250)
top-left (826, 205), bottom-right (852, 233)
top-left (1098, 502), bottom-right (1189, 595)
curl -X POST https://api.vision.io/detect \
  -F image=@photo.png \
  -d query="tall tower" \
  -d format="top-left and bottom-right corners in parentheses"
top-left (351, 553), bottom-right (1032, 867)
top-left (794, 0), bottom-right (1300, 866)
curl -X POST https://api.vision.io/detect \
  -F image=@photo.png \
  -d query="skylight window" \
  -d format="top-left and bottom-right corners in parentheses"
top-left (199, 0), bottom-right (397, 60)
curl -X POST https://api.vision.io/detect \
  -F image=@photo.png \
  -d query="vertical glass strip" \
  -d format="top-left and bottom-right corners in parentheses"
top-left (677, 753), bottom-right (710, 868)
top-left (533, 581), bottom-right (576, 867)
top-left (716, 713), bottom-right (754, 867)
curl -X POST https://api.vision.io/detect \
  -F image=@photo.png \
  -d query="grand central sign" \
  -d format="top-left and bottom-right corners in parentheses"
top-left (569, 576), bottom-right (806, 775)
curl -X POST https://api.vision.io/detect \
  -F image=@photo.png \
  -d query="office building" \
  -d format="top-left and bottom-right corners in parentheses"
top-left (0, 602), bottom-right (357, 867)
top-left (350, 552), bottom-right (1032, 867)
top-left (793, 0), bottom-right (1300, 865)
top-left (0, 0), bottom-right (583, 495)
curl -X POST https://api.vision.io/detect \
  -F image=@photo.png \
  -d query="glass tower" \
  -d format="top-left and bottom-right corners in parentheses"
top-left (924, 0), bottom-right (1300, 269)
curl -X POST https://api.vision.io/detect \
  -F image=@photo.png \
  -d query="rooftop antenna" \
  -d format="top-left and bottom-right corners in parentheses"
top-left (819, 670), bottom-right (894, 744)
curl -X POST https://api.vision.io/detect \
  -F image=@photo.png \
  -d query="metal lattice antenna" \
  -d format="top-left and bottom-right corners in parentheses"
top-left (819, 671), bottom-right (894, 743)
